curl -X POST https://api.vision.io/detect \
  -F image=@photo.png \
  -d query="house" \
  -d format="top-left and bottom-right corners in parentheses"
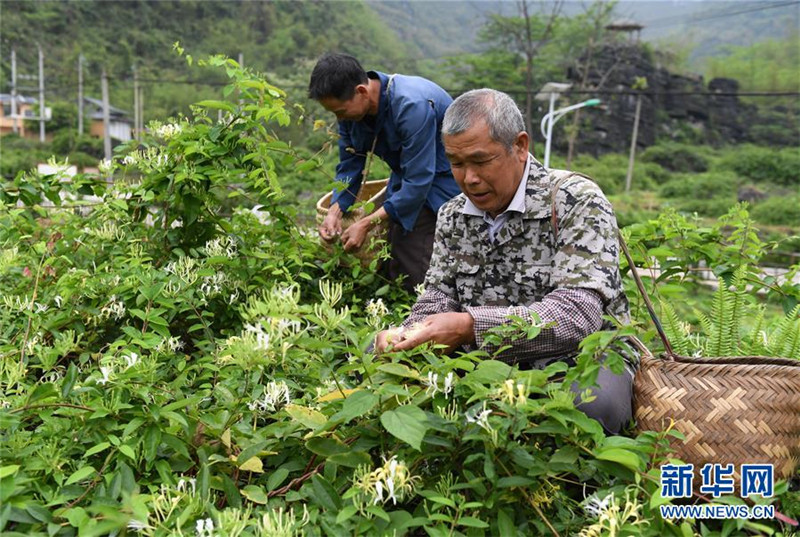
top-left (83, 96), bottom-right (132, 142)
top-left (0, 93), bottom-right (38, 138)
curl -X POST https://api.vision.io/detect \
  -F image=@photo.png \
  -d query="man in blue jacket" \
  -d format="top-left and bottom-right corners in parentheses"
top-left (309, 53), bottom-right (461, 292)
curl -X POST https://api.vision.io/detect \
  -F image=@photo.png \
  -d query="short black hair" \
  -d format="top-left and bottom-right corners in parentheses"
top-left (308, 53), bottom-right (368, 101)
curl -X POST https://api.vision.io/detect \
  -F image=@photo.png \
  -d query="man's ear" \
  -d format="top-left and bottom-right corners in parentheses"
top-left (514, 131), bottom-right (530, 160)
top-left (354, 83), bottom-right (370, 97)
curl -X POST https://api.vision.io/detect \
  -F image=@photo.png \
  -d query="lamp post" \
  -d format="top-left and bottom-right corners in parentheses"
top-left (539, 97), bottom-right (602, 169)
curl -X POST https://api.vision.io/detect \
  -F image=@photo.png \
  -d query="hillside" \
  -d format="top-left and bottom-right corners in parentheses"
top-left (0, 0), bottom-right (413, 119)
top-left (367, 0), bottom-right (800, 76)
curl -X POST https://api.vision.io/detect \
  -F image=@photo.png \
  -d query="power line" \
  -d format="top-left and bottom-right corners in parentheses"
top-left (643, 0), bottom-right (799, 29)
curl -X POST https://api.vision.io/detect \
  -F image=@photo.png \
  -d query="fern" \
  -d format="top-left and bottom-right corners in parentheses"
top-left (659, 300), bottom-right (692, 355)
top-left (742, 305), bottom-right (768, 356)
top-left (766, 304), bottom-right (800, 359)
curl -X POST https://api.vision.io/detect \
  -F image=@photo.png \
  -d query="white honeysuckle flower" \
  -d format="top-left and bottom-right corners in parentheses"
top-left (98, 159), bottom-right (113, 175)
top-left (465, 401), bottom-right (493, 432)
top-left (122, 154), bottom-right (137, 166)
top-left (249, 381), bottom-right (291, 414)
top-left (98, 366), bottom-right (113, 385)
top-left (443, 372), bottom-right (455, 398)
top-left (584, 493), bottom-right (613, 518)
top-left (126, 519), bottom-right (150, 532)
top-left (365, 298), bottom-right (389, 328)
top-left (424, 371), bottom-right (439, 396)
top-left (359, 455), bottom-right (418, 506)
top-left (122, 352), bottom-right (139, 369)
top-left (54, 295), bottom-right (63, 308)
top-left (100, 296), bottom-right (126, 321)
top-left (244, 323), bottom-right (270, 351)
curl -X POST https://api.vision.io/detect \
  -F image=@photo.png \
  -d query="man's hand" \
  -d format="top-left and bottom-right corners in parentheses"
top-left (341, 217), bottom-right (372, 252)
top-left (381, 313), bottom-right (475, 355)
top-left (376, 326), bottom-right (405, 354)
top-left (319, 204), bottom-right (343, 242)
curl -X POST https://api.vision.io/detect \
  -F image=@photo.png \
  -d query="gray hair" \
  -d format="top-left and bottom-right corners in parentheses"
top-left (442, 88), bottom-right (525, 151)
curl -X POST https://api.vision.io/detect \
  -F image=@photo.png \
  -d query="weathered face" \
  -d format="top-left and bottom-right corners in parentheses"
top-left (318, 84), bottom-right (371, 122)
top-left (443, 120), bottom-right (529, 218)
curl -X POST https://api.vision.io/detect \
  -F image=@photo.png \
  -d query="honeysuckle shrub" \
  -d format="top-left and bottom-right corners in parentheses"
top-left (0, 55), bottom-right (797, 537)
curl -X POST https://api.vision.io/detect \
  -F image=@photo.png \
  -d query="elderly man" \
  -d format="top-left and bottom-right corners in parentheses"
top-left (309, 53), bottom-right (460, 292)
top-left (376, 88), bottom-right (634, 434)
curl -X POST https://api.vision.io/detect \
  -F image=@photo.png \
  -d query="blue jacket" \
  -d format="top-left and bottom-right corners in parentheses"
top-left (331, 71), bottom-right (461, 233)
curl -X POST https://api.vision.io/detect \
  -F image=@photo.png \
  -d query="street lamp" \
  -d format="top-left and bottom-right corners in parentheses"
top-left (536, 82), bottom-right (602, 169)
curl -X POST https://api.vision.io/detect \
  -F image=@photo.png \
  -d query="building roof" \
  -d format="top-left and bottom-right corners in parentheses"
top-left (83, 96), bottom-right (130, 117)
top-left (0, 93), bottom-right (38, 105)
top-left (606, 19), bottom-right (645, 31)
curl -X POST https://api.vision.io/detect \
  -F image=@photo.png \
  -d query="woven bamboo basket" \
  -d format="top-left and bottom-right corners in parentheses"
top-left (315, 179), bottom-right (389, 265)
top-left (620, 238), bottom-right (800, 481)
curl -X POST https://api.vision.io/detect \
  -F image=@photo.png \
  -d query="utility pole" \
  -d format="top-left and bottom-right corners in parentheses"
top-left (238, 52), bottom-right (244, 106)
top-left (10, 48), bottom-right (18, 134)
top-left (101, 68), bottom-right (111, 162)
top-left (38, 43), bottom-right (45, 143)
top-left (78, 54), bottom-right (84, 135)
top-left (625, 77), bottom-right (648, 193)
top-left (138, 83), bottom-right (144, 136)
top-left (133, 64), bottom-right (139, 141)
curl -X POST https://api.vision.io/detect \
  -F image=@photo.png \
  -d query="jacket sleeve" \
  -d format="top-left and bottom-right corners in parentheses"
top-left (383, 99), bottom-right (438, 231)
top-left (330, 122), bottom-right (366, 212)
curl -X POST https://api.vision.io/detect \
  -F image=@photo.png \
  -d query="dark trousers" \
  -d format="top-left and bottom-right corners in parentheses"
top-left (385, 206), bottom-right (437, 293)
top-left (521, 354), bottom-right (635, 435)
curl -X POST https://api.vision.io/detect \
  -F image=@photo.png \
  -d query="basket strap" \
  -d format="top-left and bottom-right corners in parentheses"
top-left (354, 75), bottom-right (397, 202)
top-left (617, 231), bottom-right (675, 358)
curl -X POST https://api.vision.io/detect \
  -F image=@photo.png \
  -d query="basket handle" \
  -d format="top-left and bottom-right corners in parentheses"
top-left (617, 231), bottom-right (675, 359)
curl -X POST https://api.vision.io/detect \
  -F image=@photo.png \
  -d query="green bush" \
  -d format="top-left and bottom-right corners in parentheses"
top-left (1, 56), bottom-right (797, 537)
top-left (0, 134), bottom-right (51, 179)
top-left (750, 194), bottom-right (800, 226)
top-left (720, 144), bottom-right (800, 186)
top-left (564, 153), bottom-right (659, 195)
top-left (640, 142), bottom-right (710, 173)
top-left (658, 171), bottom-right (740, 216)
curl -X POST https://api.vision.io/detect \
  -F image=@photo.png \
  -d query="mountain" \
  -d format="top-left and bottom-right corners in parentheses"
top-left (366, 0), bottom-right (800, 70)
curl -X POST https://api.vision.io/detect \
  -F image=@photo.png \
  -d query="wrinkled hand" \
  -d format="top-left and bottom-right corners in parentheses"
top-left (319, 206), bottom-right (343, 243)
top-left (378, 313), bottom-right (475, 355)
top-left (341, 218), bottom-right (371, 252)
top-left (376, 326), bottom-right (405, 354)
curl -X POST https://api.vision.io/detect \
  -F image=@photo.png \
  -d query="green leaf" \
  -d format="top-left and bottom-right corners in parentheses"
top-left (306, 436), bottom-right (350, 457)
top-left (380, 405), bottom-right (428, 451)
top-left (84, 442), bottom-right (111, 458)
top-left (336, 504), bottom-right (358, 525)
top-left (0, 465), bottom-right (20, 479)
top-left (61, 363), bottom-right (78, 398)
top-left (241, 485), bottom-right (268, 505)
top-left (285, 404), bottom-right (327, 429)
top-left (267, 468), bottom-right (289, 491)
top-left (377, 362), bottom-right (420, 379)
top-left (119, 444), bottom-right (136, 460)
top-left (458, 516), bottom-right (490, 529)
top-left (464, 360), bottom-right (512, 384)
top-left (65, 466), bottom-right (96, 485)
top-left (595, 448), bottom-right (642, 472)
top-left (311, 474), bottom-right (341, 511)
top-left (26, 382), bottom-right (58, 405)
top-left (497, 476), bottom-right (534, 488)
top-left (327, 451), bottom-right (371, 468)
top-left (331, 390), bottom-right (378, 424)
top-left (237, 441), bottom-right (268, 465)
top-left (195, 100), bottom-right (236, 113)
top-left (497, 509), bottom-right (515, 536)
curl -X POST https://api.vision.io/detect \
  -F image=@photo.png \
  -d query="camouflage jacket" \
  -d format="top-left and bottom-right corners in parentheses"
top-left (414, 156), bottom-right (630, 359)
